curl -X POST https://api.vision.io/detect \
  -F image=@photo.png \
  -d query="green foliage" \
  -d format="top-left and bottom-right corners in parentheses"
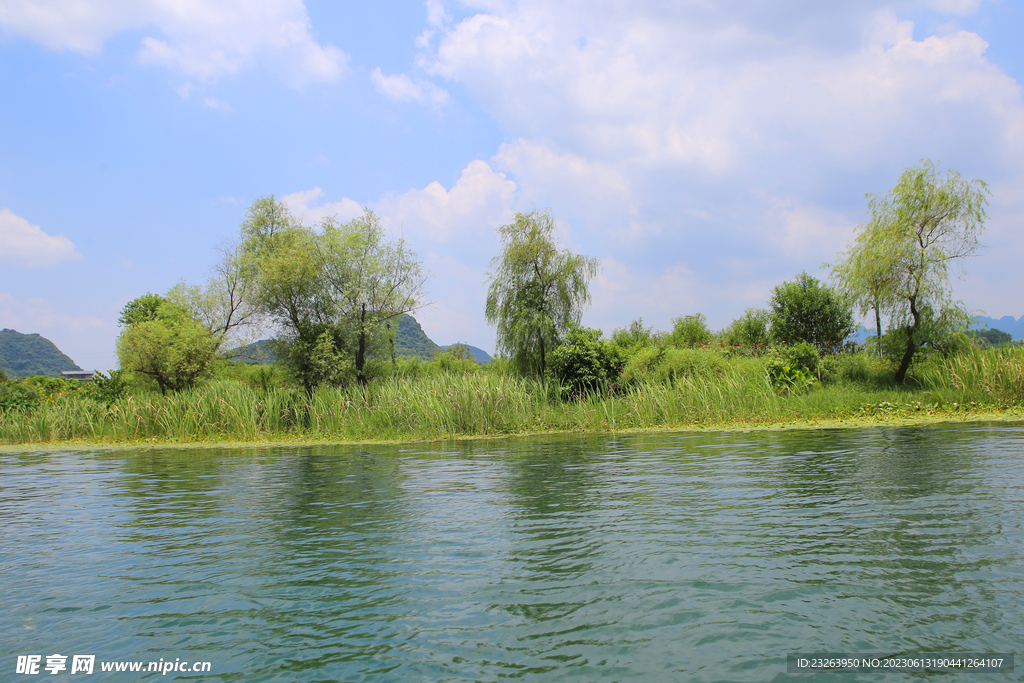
top-left (87, 370), bottom-right (129, 406)
top-left (0, 375), bottom-right (81, 412)
top-left (0, 328), bottom-right (82, 379)
top-left (549, 326), bottom-right (622, 398)
top-left (431, 345), bottom-right (480, 375)
top-left (769, 272), bottom-right (855, 353)
top-left (970, 328), bottom-right (1013, 348)
top-left (117, 293), bottom-right (165, 326)
top-left (238, 197), bottom-right (427, 389)
top-left (0, 380), bottom-right (41, 412)
top-left (830, 159), bottom-right (989, 382)
top-left (879, 305), bottom-right (972, 367)
top-left (8, 344), bottom-right (1024, 445)
top-left (485, 209), bottom-right (599, 377)
top-left (394, 314), bottom-right (441, 360)
top-left (720, 308), bottom-right (771, 350)
top-left (610, 318), bottom-right (654, 355)
top-left (116, 296), bottom-right (219, 394)
top-left (212, 359), bottom-right (292, 389)
top-left (620, 346), bottom-right (729, 387)
top-left (668, 313), bottom-right (713, 346)
top-left (766, 362), bottom-right (816, 394)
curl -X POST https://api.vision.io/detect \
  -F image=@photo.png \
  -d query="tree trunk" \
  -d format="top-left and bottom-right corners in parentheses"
top-left (356, 303), bottom-right (367, 386)
top-left (538, 334), bottom-right (546, 378)
top-left (874, 302), bottom-right (883, 357)
top-left (894, 298), bottom-right (919, 384)
top-left (387, 321), bottom-right (396, 368)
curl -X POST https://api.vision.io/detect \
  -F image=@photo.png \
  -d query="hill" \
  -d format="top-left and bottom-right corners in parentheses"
top-left (394, 314), bottom-right (441, 360)
top-left (0, 329), bottom-right (82, 378)
top-left (973, 315), bottom-right (1024, 341)
top-left (231, 314), bottom-right (491, 364)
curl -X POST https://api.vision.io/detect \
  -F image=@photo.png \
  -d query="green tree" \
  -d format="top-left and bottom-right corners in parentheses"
top-left (167, 237), bottom-right (262, 356)
top-left (668, 313), bottom-right (713, 346)
top-left (238, 197), bottom-right (427, 389)
top-left (769, 271), bottom-right (855, 354)
top-left (830, 160), bottom-right (989, 382)
top-left (116, 295), bottom-right (219, 394)
top-left (721, 307), bottom-right (771, 349)
top-left (317, 211), bottom-right (428, 385)
top-left (485, 209), bottom-right (599, 376)
top-left (549, 326), bottom-right (622, 398)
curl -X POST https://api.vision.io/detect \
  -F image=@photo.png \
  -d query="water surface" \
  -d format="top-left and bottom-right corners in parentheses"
top-left (2, 424), bottom-right (1023, 681)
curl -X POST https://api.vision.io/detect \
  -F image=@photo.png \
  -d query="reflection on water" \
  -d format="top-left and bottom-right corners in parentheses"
top-left (2, 424), bottom-right (1022, 681)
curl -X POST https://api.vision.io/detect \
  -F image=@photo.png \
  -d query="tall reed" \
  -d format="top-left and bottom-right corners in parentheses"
top-left (2, 351), bottom-right (1020, 446)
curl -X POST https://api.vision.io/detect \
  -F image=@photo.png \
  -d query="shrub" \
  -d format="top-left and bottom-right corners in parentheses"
top-left (668, 313), bottom-right (713, 347)
top-left (720, 308), bottom-right (771, 350)
top-left (549, 326), bottom-right (622, 398)
top-left (621, 347), bottom-right (728, 387)
top-left (769, 272), bottom-right (855, 353)
top-left (0, 380), bottom-right (42, 412)
top-left (87, 370), bottom-right (129, 405)
top-left (610, 318), bottom-right (655, 355)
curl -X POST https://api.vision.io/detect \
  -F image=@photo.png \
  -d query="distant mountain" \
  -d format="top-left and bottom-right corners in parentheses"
top-left (442, 344), bottom-right (492, 364)
top-left (0, 328), bottom-right (82, 378)
top-left (394, 314), bottom-right (441, 360)
top-left (849, 316), bottom-right (1024, 344)
top-left (973, 315), bottom-right (1024, 341)
top-left (228, 338), bottom-right (278, 364)
top-left (230, 314), bottom-right (491, 364)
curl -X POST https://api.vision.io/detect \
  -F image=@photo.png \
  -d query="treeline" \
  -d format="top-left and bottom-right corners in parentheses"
top-left (3, 159), bottom-right (1022, 445)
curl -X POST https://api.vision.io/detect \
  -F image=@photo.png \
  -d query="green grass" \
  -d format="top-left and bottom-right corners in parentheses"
top-left (2, 347), bottom-right (1023, 446)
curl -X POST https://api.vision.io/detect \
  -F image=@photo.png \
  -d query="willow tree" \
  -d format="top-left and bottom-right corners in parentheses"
top-left (830, 160), bottom-right (989, 382)
top-left (237, 196), bottom-right (427, 389)
top-left (485, 209), bottom-right (599, 376)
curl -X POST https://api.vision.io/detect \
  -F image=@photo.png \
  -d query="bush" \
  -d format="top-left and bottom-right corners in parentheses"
top-left (0, 379), bottom-right (43, 412)
top-left (668, 313), bottom-right (713, 347)
top-left (432, 344), bottom-right (480, 374)
top-left (720, 308), bottom-right (771, 350)
top-left (769, 272), bottom-right (855, 353)
top-left (549, 326), bottom-right (622, 398)
top-left (610, 318), bottom-right (655, 355)
top-left (766, 341), bottom-right (820, 392)
top-left (621, 347), bottom-right (728, 387)
top-left (86, 370), bottom-right (129, 405)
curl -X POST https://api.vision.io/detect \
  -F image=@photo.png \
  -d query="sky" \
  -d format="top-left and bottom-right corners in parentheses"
top-left (2, 0), bottom-right (1023, 370)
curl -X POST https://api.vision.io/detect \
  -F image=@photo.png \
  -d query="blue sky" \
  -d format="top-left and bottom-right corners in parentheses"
top-left (2, 0), bottom-right (1023, 370)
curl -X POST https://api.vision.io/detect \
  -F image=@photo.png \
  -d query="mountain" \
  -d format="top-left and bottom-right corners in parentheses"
top-left (230, 314), bottom-right (492, 364)
top-left (394, 314), bottom-right (441, 360)
top-left (442, 344), bottom-right (492, 364)
top-left (972, 315), bottom-right (1024, 341)
top-left (0, 329), bottom-right (82, 378)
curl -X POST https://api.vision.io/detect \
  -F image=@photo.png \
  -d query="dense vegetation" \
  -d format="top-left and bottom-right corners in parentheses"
top-left (2, 160), bottom-right (1018, 447)
top-left (0, 329), bottom-right (81, 379)
top-left (1, 338), bottom-right (1021, 444)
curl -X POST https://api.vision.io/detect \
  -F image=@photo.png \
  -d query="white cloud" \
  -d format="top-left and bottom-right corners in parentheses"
top-left (202, 96), bottom-right (232, 113)
top-left (370, 67), bottom-right (450, 106)
top-left (405, 1), bottom-right (1024, 327)
top-left (374, 160), bottom-right (516, 243)
top-left (0, 208), bottom-right (82, 267)
top-left (426, 4), bottom-right (1024, 177)
top-left (0, 0), bottom-right (347, 86)
top-left (280, 187), bottom-right (364, 226)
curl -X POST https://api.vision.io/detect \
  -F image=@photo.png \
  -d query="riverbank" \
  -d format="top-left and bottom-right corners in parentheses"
top-left (3, 345), bottom-right (1022, 450)
top-left (2, 395), bottom-right (1020, 453)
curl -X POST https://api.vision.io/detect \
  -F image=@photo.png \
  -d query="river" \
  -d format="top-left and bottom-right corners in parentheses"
top-left (2, 424), bottom-right (1022, 681)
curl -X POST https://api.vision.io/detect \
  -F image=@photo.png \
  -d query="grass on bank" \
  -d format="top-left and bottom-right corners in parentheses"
top-left (2, 345), bottom-right (1023, 446)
